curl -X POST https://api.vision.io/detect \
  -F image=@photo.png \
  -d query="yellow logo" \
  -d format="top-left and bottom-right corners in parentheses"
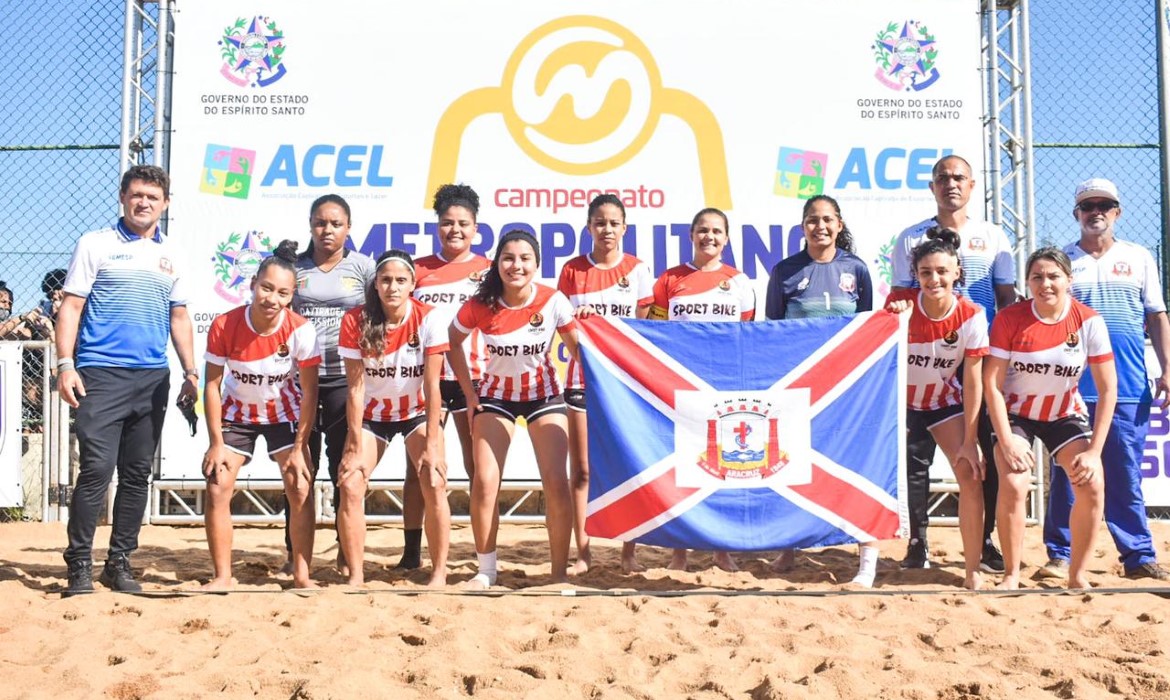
top-left (426, 16), bottom-right (731, 209)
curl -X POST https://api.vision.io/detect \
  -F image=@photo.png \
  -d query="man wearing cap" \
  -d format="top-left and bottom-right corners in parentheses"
top-left (1041, 178), bottom-right (1170, 581)
top-left (890, 154), bottom-right (1018, 573)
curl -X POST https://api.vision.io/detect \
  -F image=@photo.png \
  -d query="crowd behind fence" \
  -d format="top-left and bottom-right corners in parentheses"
top-left (0, 2), bottom-right (1165, 521)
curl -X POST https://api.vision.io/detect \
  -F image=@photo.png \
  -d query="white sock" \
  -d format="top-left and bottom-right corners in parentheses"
top-left (476, 551), bottom-right (498, 584)
top-left (851, 544), bottom-right (879, 588)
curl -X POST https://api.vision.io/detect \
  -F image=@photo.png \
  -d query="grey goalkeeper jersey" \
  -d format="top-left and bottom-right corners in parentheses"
top-left (293, 249), bottom-right (375, 379)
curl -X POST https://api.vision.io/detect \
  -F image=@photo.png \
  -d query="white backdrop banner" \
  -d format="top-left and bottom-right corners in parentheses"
top-left (162, 0), bottom-right (985, 481)
top-left (0, 343), bottom-right (23, 506)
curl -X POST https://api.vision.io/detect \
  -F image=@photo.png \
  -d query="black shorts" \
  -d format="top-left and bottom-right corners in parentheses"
top-left (907, 404), bottom-right (964, 442)
top-left (222, 421), bottom-right (298, 462)
top-left (363, 415), bottom-right (427, 446)
top-left (477, 394), bottom-right (566, 422)
top-left (564, 388), bottom-right (586, 411)
top-left (996, 414), bottom-right (1092, 457)
top-left (438, 379), bottom-right (480, 413)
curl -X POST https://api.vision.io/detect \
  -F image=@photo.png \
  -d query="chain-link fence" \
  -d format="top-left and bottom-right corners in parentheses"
top-left (1030, 1), bottom-right (1162, 259)
top-left (0, 3), bottom-right (156, 519)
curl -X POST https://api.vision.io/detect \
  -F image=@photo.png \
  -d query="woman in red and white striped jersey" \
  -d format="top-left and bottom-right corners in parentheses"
top-left (557, 193), bottom-right (654, 574)
top-left (651, 207), bottom-right (755, 573)
top-left (886, 228), bottom-right (989, 589)
top-left (394, 184), bottom-right (491, 571)
top-left (449, 230), bottom-right (580, 589)
top-left (201, 241), bottom-right (322, 589)
top-left (984, 247), bottom-right (1117, 589)
top-left (336, 250), bottom-right (452, 586)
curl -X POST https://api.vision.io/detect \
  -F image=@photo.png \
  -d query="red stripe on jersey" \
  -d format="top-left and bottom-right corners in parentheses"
top-left (521, 368), bottom-right (532, 402)
top-left (503, 375), bottom-right (515, 401)
top-left (1038, 395), bottom-right (1055, 420)
top-left (363, 398), bottom-right (377, 421)
top-left (266, 399), bottom-right (278, 424)
top-left (920, 384), bottom-right (936, 408)
top-left (1018, 395), bottom-right (1035, 417)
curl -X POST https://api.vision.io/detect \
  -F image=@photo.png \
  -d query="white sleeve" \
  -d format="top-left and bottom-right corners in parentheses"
top-left (991, 226), bottom-right (1017, 285)
top-left (552, 291), bottom-right (576, 328)
top-left (1140, 246), bottom-right (1167, 314)
top-left (421, 310), bottom-right (449, 351)
top-left (891, 229), bottom-right (914, 288)
top-left (62, 233), bottom-right (98, 298)
top-left (736, 273), bottom-right (756, 318)
top-left (634, 260), bottom-right (655, 303)
top-left (1084, 314), bottom-right (1113, 359)
top-left (294, 322), bottom-right (322, 364)
top-left (962, 309), bottom-right (990, 354)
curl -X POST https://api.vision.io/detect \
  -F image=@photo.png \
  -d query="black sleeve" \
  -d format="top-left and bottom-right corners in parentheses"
top-left (855, 258), bottom-right (874, 312)
top-left (764, 262), bottom-right (787, 320)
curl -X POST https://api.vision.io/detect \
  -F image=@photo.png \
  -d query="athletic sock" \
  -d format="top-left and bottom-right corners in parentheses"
top-left (852, 544), bottom-right (879, 588)
top-left (476, 550), bottom-right (498, 585)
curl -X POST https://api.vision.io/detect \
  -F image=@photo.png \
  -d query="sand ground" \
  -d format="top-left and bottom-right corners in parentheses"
top-left (1, 520), bottom-right (1169, 699)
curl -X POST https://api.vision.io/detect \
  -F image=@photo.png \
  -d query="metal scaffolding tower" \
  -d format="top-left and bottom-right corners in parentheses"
top-left (119, 0), bottom-right (175, 173)
top-left (982, 0), bottom-right (1037, 269)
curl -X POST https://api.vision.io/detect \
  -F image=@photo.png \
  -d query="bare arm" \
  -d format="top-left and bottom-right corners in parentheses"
top-left (201, 362), bottom-right (227, 483)
top-left (446, 324), bottom-right (478, 413)
top-left (341, 357), bottom-right (366, 458)
top-left (982, 355), bottom-right (1032, 473)
top-left (170, 305), bottom-right (198, 403)
top-left (959, 356), bottom-right (985, 479)
top-left (55, 294), bottom-right (86, 407)
top-left (558, 327), bottom-right (581, 363)
top-left (994, 283), bottom-right (1018, 310)
top-left (418, 353), bottom-right (448, 487)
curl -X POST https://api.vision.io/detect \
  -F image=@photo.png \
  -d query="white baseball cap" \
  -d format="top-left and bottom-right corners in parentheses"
top-left (1074, 178), bottom-right (1121, 205)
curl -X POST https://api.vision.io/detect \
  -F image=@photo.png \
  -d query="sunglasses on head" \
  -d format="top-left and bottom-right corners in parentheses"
top-left (1077, 200), bottom-right (1117, 214)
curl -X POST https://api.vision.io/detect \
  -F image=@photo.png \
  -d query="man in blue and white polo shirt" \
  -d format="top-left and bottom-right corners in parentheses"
top-left (1041, 178), bottom-right (1170, 581)
top-left (890, 154), bottom-right (1018, 573)
top-left (57, 165), bottom-right (198, 595)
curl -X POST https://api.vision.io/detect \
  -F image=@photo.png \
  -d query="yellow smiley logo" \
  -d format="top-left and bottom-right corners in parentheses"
top-left (426, 16), bottom-right (731, 209)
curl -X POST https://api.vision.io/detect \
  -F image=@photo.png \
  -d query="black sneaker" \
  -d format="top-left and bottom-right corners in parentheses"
top-left (900, 539), bottom-right (930, 569)
top-left (979, 540), bottom-right (1005, 574)
top-left (64, 560), bottom-right (94, 597)
top-left (99, 555), bottom-right (143, 593)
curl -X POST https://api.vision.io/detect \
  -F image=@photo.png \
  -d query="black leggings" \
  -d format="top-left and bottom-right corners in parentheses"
top-left (284, 379), bottom-right (350, 552)
top-left (905, 410), bottom-right (998, 543)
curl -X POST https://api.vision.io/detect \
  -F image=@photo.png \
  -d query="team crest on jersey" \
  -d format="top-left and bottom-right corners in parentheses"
top-left (468, 269), bottom-right (485, 283)
top-left (696, 398), bottom-right (789, 481)
top-left (159, 257), bottom-right (174, 276)
top-left (529, 312), bottom-right (544, 327)
top-left (617, 276), bottom-right (630, 289)
top-left (796, 277), bottom-right (810, 292)
top-left (718, 279), bottom-right (732, 292)
top-left (967, 237), bottom-right (987, 252)
top-left (1112, 261), bottom-right (1133, 277)
top-left (276, 343), bottom-right (290, 358)
top-left (1065, 332), bottom-right (1079, 348)
top-left (407, 332), bottom-right (421, 349)
top-left (341, 276), bottom-right (363, 292)
top-left (943, 330), bottom-right (959, 346)
top-left (838, 273), bottom-right (856, 294)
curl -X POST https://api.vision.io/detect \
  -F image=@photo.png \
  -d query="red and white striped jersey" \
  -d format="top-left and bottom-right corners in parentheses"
top-left (205, 306), bottom-right (322, 424)
top-left (887, 289), bottom-right (989, 411)
top-left (557, 253), bottom-right (654, 390)
top-left (989, 298), bottom-right (1113, 421)
top-left (650, 263), bottom-right (756, 322)
top-left (413, 252), bottom-right (490, 381)
top-left (453, 284), bottom-right (576, 401)
top-left (337, 298), bottom-right (450, 422)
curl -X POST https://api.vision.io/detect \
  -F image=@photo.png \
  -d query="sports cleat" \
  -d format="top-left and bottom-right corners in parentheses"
top-left (1036, 558), bottom-right (1069, 580)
